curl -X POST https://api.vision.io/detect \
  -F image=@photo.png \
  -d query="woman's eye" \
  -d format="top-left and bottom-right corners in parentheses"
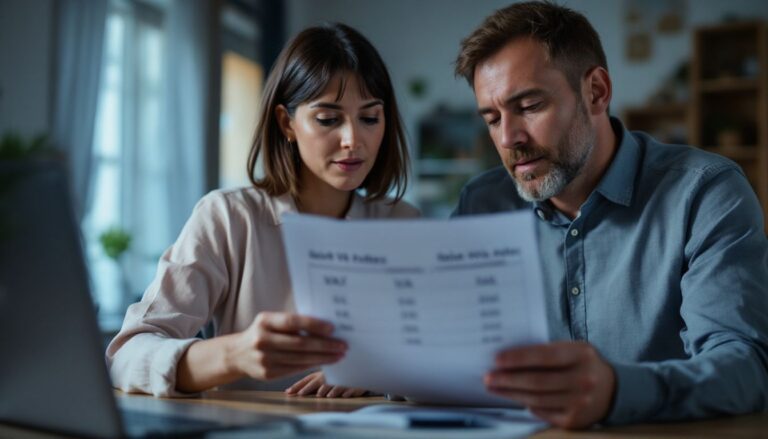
top-left (361, 116), bottom-right (380, 125)
top-left (316, 117), bottom-right (339, 127)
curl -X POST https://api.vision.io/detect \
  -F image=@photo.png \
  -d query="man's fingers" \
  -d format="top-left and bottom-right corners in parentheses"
top-left (495, 342), bottom-right (590, 369)
top-left (486, 387), bottom-right (579, 410)
top-left (257, 312), bottom-right (335, 336)
top-left (484, 369), bottom-right (584, 393)
top-left (327, 386), bottom-right (346, 398)
top-left (256, 332), bottom-right (347, 354)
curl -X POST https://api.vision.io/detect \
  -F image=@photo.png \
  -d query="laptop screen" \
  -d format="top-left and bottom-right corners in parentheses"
top-left (0, 160), bottom-right (123, 438)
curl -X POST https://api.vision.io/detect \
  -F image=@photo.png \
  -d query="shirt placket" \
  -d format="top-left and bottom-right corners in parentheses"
top-left (564, 217), bottom-right (587, 341)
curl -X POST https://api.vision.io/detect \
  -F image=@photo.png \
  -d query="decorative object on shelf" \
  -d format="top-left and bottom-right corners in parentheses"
top-left (624, 0), bottom-right (685, 61)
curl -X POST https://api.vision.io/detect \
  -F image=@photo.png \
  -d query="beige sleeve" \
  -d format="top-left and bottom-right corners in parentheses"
top-left (106, 192), bottom-right (232, 397)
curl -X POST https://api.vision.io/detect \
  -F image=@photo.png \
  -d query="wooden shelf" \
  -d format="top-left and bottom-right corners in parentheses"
top-left (699, 77), bottom-right (759, 93)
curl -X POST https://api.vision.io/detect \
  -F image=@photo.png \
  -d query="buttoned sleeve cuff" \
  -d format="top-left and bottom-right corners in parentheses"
top-left (110, 334), bottom-right (200, 398)
top-left (603, 362), bottom-right (665, 425)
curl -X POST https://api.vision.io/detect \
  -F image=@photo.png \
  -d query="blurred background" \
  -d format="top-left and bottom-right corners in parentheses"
top-left (2, 0), bottom-right (767, 333)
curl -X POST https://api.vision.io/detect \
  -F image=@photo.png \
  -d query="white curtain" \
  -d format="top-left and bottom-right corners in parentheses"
top-left (162, 0), bottom-right (212, 237)
top-left (50, 0), bottom-right (108, 220)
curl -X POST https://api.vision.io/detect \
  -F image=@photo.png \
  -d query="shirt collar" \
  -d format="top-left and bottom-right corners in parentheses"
top-left (595, 117), bottom-right (641, 207)
top-left (270, 191), bottom-right (367, 225)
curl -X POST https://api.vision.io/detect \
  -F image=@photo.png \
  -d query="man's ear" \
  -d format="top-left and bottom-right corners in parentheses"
top-left (275, 105), bottom-right (295, 140)
top-left (582, 67), bottom-right (612, 116)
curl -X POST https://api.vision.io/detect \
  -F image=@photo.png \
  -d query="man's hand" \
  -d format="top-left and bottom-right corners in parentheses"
top-left (485, 341), bottom-right (616, 429)
top-left (226, 312), bottom-right (347, 381)
top-left (285, 371), bottom-right (367, 398)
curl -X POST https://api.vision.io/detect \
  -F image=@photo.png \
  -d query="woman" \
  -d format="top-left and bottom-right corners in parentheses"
top-left (106, 23), bottom-right (419, 398)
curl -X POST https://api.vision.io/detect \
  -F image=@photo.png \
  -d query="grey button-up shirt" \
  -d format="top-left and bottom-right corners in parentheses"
top-left (453, 118), bottom-right (768, 424)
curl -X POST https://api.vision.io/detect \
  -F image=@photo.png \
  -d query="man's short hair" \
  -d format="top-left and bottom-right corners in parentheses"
top-left (455, 1), bottom-right (608, 94)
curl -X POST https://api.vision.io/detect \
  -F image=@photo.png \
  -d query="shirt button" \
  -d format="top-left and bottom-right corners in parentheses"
top-left (536, 209), bottom-right (548, 221)
top-left (570, 229), bottom-right (579, 237)
top-left (571, 287), bottom-right (580, 296)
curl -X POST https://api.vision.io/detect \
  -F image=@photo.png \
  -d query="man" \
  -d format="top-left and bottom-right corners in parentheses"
top-left (453, 1), bottom-right (768, 429)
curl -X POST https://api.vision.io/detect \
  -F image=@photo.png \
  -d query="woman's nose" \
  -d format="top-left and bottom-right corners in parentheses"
top-left (340, 122), bottom-right (360, 150)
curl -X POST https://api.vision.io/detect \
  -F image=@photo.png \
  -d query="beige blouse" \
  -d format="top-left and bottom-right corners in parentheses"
top-left (106, 187), bottom-right (420, 396)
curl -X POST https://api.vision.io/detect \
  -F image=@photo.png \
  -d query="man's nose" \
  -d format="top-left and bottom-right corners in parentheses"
top-left (498, 116), bottom-right (528, 150)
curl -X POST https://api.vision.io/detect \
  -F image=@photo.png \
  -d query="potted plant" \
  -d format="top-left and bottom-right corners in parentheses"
top-left (99, 226), bottom-right (133, 308)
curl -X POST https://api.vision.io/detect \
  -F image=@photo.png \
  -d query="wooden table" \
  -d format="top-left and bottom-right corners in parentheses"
top-left (128, 390), bottom-right (768, 438)
top-left (3, 390), bottom-right (768, 438)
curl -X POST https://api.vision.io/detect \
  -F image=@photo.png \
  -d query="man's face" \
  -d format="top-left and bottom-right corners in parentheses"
top-left (473, 38), bottom-right (596, 202)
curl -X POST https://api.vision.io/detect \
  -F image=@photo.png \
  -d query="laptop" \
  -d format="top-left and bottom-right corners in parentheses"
top-left (0, 160), bottom-right (296, 438)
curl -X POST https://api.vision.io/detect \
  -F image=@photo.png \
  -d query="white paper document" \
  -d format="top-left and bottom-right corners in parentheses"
top-left (281, 212), bottom-right (549, 407)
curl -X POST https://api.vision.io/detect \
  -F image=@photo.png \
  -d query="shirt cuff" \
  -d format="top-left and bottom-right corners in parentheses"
top-left (148, 337), bottom-right (200, 397)
top-left (603, 362), bottom-right (665, 425)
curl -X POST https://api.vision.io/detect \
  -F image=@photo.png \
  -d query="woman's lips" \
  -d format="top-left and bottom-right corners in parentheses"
top-left (333, 159), bottom-right (364, 172)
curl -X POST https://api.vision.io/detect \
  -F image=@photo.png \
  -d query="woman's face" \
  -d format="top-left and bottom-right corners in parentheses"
top-left (279, 72), bottom-right (385, 195)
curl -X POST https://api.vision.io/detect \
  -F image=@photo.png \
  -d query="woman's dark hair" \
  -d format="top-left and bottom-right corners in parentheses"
top-left (247, 23), bottom-right (409, 202)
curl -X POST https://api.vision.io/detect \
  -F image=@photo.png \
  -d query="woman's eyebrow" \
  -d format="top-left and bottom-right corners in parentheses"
top-left (359, 100), bottom-right (384, 110)
top-left (309, 99), bottom-right (383, 110)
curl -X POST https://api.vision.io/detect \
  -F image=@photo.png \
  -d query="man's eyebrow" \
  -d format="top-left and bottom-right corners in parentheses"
top-left (309, 100), bottom-right (384, 110)
top-left (477, 88), bottom-right (546, 116)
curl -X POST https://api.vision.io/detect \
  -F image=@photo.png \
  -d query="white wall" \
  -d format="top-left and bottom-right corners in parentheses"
top-left (286, 0), bottom-right (768, 144)
top-left (0, 0), bottom-right (54, 138)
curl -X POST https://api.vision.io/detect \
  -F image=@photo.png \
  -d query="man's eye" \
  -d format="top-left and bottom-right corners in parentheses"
top-left (485, 117), bottom-right (500, 127)
top-left (361, 117), bottom-right (379, 125)
top-left (316, 117), bottom-right (339, 126)
top-left (520, 102), bottom-right (542, 113)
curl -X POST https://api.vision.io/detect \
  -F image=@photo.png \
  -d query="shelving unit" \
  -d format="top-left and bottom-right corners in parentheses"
top-left (414, 107), bottom-right (497, 218)
top-left (690, 21), bottom-right (768, 231)
top-left (624, 102), bottom-right (690, 145)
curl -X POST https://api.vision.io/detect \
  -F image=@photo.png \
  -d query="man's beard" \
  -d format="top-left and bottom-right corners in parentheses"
top-left (510, 105), bottom-right (595, 202)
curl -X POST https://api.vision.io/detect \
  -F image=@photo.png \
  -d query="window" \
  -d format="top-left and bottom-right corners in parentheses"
top-left (84, 0), bottom-right (167, 330)
top-left (219, 3), bottom-right (263, 188)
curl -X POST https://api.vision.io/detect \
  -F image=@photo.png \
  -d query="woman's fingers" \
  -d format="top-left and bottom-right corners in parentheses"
top-left (285, 371), bottom-right (321, 394)
top-left (263, 350), bottom-right (343, 367)
top-left (316, 383), bottom-right (333, 397)
top-left (256, 312), bottom-right (334, 336)
top-left (256, 330), bottom-right (347, 355)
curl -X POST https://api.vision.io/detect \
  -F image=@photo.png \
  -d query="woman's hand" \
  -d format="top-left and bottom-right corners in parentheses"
top-left (285, 371), bottom-right (368, 398)
top-left (227, 312), bottom-right (348, 382)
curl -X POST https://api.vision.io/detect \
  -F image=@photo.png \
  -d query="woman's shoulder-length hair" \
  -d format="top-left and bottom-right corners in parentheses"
top-left (247, 23), bottom-right (409, 203)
